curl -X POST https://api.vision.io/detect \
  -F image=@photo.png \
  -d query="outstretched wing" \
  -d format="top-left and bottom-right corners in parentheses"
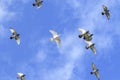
top-left (55, 38), bottom-right (61, 48)
top-left (92, 63), bottom-right (100, 80)
top-left (21, 77), bottom-right (25, 80)
top-left (92, 63), bottom-right (97, 70)
top-left (17, 73), bottom-right (24, 77)
top-left (102, 5), bottom-right (107, 11)
top-left (91, 45), bottom-right (96, 54)
top-left (9, 28), bottom-right (17, 35)
top-left (106, 13), bottom-right (110, 20)
top-left (78, 28), bottom-right (86, 34)
top-left (95, 71), bottom-right (100, 80)
top-left (15, 36), bottom-right (20, 45)
top-left (55, 37), bottom-right (61, 47)
top-left (49, 30), bottom-right (58, 37)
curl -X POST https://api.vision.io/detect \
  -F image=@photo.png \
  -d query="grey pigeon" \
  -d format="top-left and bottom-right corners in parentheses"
top-left (90, 63), bottom-right (100, 80)
top-left (17, 73), bottom-right (25, 80)
top-left (85, 40), bottom-right (96, 54)
top-left (102, 5), bottom-right (110, 20)
top-left (33, 0), bottom-right (43, 8)
top-left (78, 28), bottom-right (93, 41)
top-left (9, 27), bottom-right (20, 45)
top-left (49, 30), bottom-right (61, 47)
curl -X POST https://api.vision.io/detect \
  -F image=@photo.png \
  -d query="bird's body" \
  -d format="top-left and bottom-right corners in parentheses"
top-left (9, 27), bottom-right (20, 45)
top-left (33, 0), bottom-right (43, 8)
top-left (102, 5), bottom-right (110, 20)
top-left (78, 28), bottom-right (93, 41)
top-left (90, 63), bottom-right (100, 80)
top-left (85, 40), bottom-right (96, 54)
top-left (17, 73), bottom-right (25, 80)
top-left (49, 30), bottom-right (61, 47)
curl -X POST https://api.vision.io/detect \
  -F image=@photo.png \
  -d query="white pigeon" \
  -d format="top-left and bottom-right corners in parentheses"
top-left (49, 30), bottom-right (61, 47)
top-left (17, 73), bottom-right (25, 80)
top-left (78, 28), bottom-right (93, 41)
top-left (9, 27), bottom-right (20, 45)
top-left (90, 63), bottom-right (100, 80)
top-left (85, 40), bottom-right (96, 54)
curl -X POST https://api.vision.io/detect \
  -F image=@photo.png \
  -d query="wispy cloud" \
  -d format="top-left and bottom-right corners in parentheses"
top-left (24, 30), bottom-right (86, 80)
top-left (63, 0), bottom-right (119, 49)
top-left (0, 0), bottom-right (16, 39)
top-left (0, 0), bottom-right (15, 22)
top-left (0, 25), bottom-right (8, 38)
top-left (8, 0), bottom-right (120, 80)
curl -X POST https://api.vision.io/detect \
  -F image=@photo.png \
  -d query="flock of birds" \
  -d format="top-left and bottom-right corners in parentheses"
top-left (8, 0), bottom-right (111, 80)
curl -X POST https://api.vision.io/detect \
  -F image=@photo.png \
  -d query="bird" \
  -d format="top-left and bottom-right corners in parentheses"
top-left (9, 27), bottom-right (20, 45)
top-left (85, 40), bottom-right (96, 54)
top-left (17, 73), bottom-right (25, 80)
top-left (102, 5), bottom-right (110, 20)
top-left (33, 0), bottom-right (43, 8)
top-left (90, 63), bottom-right (100, 80)
top-left (49, 30), bottom-right (61, 47)
top-left (78, 28), bottom-right (93, 41)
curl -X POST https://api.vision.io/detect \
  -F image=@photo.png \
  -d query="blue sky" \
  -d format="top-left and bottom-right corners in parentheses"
top-left (0, 0), bottom-right (120, 80)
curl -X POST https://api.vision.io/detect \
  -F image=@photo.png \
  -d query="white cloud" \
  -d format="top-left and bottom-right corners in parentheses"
top-left (0, 0), bottom-right (16, 38)
top-left (36, 50), bottom-right (47, 62)
top-left (43, 63), bottom-right (74, 80)
top-left (0, 0), bottom-right (15, 22)
top-left (0, 25), bottom-right (8, 38)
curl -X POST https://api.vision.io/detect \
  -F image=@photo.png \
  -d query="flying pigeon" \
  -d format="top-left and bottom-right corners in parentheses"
top-left (9, 27), bottom-right (20, 45)
top-left (102, 5), bottom-right (110, 20)
top-left (85, 40), bottom-right (96, 54)
top-left (17, 73), bottom-right (25, 80)
top-left (49, 30), bottom-right (61, 47)
top-left (78, 28), bottom-right (93, 41)
top-left (90, 63), bottom-right (100, 80)
top-left (33, 0), bottom-right (43, 8)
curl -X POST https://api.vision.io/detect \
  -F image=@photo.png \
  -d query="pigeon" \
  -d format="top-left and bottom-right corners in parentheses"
top-left (9, 27), bottom-right (20, 45)
top-left (49, 30), bottom-right (61, 47)
top-left (33, 0), bottom-right (43, 8)
top-left (85, 40), bottom-right (96, 54)
top-left (17, 73), bottom-right (25, 80)
top-left (90, 63), bottom-right (100, 80)
top-left (78, 28), bottom-right (93, 41)
top-left (102, 5), bottom-right (110, 20)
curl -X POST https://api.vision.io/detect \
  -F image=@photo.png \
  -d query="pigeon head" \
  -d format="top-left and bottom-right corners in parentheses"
top-left (78, 35), bottom-right (82, 38)
top-left (33, 3), bottom-right (36, 6)
top-left (102, 12), bottom-right (104, 15)
top-left (90, 71), bottom-right (93, 74)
